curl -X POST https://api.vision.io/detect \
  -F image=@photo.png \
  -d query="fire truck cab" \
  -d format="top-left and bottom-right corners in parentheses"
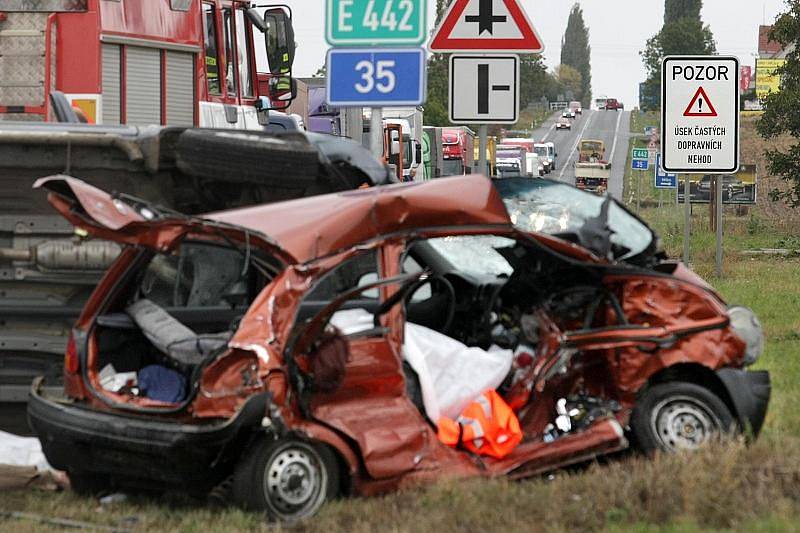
top-left (0, 0), bottom-right (295, 128)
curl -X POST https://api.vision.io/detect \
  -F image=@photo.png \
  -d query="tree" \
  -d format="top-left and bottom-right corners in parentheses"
top-left (555, 64), bottom-right (583, 100)
top-left (664, 0), bottom-right (701, 23)
top-left (560, 3), bottom-right (591, 105)
top-left (757, 1), bottom-right (800, 207)
top-left (639, 0), bottom-right (715, 109)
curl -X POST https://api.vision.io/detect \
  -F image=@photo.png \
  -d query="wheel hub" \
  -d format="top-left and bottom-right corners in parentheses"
top-left (266, 448), bottom-right (320, 509)
top-left (651, 397), bottom-right (720, 451)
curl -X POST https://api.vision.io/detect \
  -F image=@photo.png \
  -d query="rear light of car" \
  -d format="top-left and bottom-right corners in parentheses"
top-left (65, 333), bottom-right (79, 374)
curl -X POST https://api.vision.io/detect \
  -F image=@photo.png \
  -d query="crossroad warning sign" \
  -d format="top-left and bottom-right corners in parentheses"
top-left (662, 55), bottom-right (739, 173)
top-left (449, 55), bottom-right (519, 123)
top-left (683, 86), bottom-right (717, 117)
top-left (429, 0), bottom-right (544, 53)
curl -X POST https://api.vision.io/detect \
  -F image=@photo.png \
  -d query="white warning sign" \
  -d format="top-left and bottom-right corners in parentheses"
top-left (662, 56), bottom-right (740, 173)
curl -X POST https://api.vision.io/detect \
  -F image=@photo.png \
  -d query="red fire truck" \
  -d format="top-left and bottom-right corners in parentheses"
top-left (0, 0), bottom-right (295, 127)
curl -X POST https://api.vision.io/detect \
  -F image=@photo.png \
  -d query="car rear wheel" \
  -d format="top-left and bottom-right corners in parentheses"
top-left (232, 437), bottom-right (340, 522)
top-left (631, 382), bottom-right (735, 453)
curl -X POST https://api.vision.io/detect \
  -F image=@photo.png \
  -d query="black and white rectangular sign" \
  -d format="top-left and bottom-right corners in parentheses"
top-left (449, 54), bottom-right (519, 124)
top-left (661, 55), bottom-right (740, 173)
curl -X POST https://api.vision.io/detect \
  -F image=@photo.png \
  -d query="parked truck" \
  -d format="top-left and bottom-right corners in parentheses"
top-left (574, 139), bottom-right (612, 193)
top-left (496, 144), bottom-right (527, 178)
top-left (441, 127), bottom-right (476, 177)
top-left (382, 107), bottom-right (424, 181)
top-left (0, 1), bottom-right (297, 127)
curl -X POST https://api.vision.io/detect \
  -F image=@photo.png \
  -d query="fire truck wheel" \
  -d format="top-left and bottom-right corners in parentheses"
top-left (175, 130), bottom-right (320, 186)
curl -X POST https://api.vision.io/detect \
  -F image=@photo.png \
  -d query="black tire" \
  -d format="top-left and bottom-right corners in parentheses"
top-left (232, 437), bottom-right (340, 522)
top-left (630, 382), bottom-right (736, 453)
top-left (175, 129), bottom-right (320, 187)
top-left (68, 471), bottom-right (112, 496)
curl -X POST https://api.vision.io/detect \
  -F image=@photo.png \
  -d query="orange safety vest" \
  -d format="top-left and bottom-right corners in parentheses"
top-left (437, 390), bottom-right (523, 459)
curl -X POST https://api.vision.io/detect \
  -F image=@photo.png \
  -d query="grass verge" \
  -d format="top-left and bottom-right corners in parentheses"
top-left (3, 438), bottom-right (800, 532)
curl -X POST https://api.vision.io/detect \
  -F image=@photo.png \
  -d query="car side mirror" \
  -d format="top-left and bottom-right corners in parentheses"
top-left (415, 141), bottom-right (422, 165)
top-left (263, 8), bottom-right (295, 75)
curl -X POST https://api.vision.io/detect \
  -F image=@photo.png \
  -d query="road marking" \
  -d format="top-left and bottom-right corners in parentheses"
top-left (607, 110), bottom-right (624, 165)
top-left (541, 122), bottom-right (556, 142)
top-left (558, 109), bottom-right (594, 181)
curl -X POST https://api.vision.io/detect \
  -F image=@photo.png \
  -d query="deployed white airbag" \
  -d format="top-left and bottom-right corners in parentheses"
top-left (331, 309), bottom-right (514, 422)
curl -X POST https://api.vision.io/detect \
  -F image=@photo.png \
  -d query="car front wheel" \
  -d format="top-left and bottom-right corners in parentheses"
top-left (232, 437), bottom-right (340, 522)
top-left (630, 382), bottom-right (736, 453)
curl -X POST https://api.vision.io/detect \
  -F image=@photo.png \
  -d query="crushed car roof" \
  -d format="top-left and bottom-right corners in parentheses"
top-left (208, 175), bottom-right (512, 263)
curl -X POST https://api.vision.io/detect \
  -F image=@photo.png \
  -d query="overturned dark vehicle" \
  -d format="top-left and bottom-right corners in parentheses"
top-left (28, 175), bottom-right (769, 522)
top-left (0, 123), bottom-right (392, 432)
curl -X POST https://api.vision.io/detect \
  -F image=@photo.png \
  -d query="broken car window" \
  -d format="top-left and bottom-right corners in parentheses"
top-left (427, 236), bottom-right (514, 278)
top-left (139, 243), bottom-right (247, 308)
top-left (495, 179), bottom-right (656, 262)
top-left (306, 249), bottom-right (381, 301)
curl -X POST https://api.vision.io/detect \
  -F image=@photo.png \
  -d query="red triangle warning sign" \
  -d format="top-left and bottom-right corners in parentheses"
top-left (683, 86), bottom-right (718, 117)
top-left (430, 0), bottom-right (545, 53)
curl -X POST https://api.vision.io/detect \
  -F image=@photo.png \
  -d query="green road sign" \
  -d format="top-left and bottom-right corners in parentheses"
top-left (326, 0), bottom-right (427, 46)
top-left (632, 148), bottom-right (649, 159)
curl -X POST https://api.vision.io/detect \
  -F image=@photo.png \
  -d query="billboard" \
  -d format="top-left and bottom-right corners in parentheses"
top-left (756, 59), bottom-right (786, 101)
top-left (740, 65), bottom-right (753, 92)
top-left (678, 165), bottom-right (757, 205)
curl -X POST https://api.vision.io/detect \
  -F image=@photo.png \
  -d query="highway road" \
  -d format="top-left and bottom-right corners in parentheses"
top-left (530, 108), bottom-right (632, 200)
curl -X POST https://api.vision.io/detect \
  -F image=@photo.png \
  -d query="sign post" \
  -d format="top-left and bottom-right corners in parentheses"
top-left (631, 149), bottom-right (649, 212)
top-left (478, 124), bottom-right (488, 176)
top-left (326, 0), bottom-right (428, 171)
top-left (431, 0), bottom-right (543, 177)
top-left (662, 55), bottom-right (740, 272)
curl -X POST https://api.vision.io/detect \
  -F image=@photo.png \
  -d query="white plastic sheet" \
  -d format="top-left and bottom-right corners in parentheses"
top-left (331, 309), bottom-right (514, 422)
top-left (0, 430), bottom-right (51, 471)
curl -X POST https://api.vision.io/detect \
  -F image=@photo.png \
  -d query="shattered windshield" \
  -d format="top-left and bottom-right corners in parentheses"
top-left (494, 178), bottom-right (656, 261)
top-left (427, 235), bottom-right (514, 278)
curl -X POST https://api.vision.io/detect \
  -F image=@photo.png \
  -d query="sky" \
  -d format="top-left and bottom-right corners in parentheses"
top-left (279, 0), bottom-right (788, 108)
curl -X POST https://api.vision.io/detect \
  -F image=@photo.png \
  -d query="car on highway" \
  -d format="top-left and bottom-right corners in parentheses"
top-left (534, 143), bottom-right (558, 172)
top-left (605, 98), bottom-right (624, 111)
top-left (29, 175), bottom-right (769, 522)
top-left (569, 101), bottom-right (583, 115)
top-left (556, 117), bottom-right (572, 130)
top-left (561, 109), bottom-right (576, 119)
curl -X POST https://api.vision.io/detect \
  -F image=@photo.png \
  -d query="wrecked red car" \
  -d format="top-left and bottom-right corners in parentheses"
top-left (28, 175), bottom-right (769, 521)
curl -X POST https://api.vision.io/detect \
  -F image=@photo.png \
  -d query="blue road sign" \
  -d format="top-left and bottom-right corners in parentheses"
top-left (632, 158), bottom-right (649, 171)
top-left (654, 154), bottom-right (678, 188)
top-left (326, 48), bottom-right (426, 107)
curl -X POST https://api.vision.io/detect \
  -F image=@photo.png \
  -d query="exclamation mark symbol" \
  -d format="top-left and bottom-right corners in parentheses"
top-left (698, 97), bottom-right (703, 113)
